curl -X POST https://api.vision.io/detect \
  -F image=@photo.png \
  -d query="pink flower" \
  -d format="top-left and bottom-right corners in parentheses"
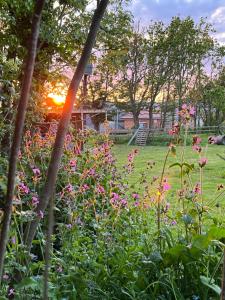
top-left (81, 184), bottom-right (89, 192)
top-left (32, 168), bottom-right (41, 176)
top-left (132, 193), bottom-right (139, 199)
top-left (192, 135), bottom-right (201, 145)
top-left (32, 196), bottom-right (39, 207)
top-left (65, 183), bottom-right (73, 193)
top-left (88, 168), bottom-right (96, 176)
top-left (194, 183), bottom-right (201, 194)
top-left (199, 157), bottom-right (207, 168)
top-left (18, 183), bottom-right (30, 194)
top-left (74, 147), bottom-right (81, 155)
top-left (182, 104), bottom-right (187, 110)
top-left (121, 199), bottom-right (127, 207)
top-left (69, 160), bottom-right (77, 168)
top-left (189, 106), bottom-right (195, 116)
top-left (192, 145), bottom-right (202, 153)
top-left (97, 185), bottom-right (105, 194)
top-left (162, 179), bottom-right (171, 191)
top-left (134, 201), bottom-right (140, 207)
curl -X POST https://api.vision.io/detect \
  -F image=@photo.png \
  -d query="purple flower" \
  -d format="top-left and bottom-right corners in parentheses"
top-left (18, 182), bottom-right (30, 194)
top-left (11, 236), bottom-right (16, 245)
top-left (37, 210), bottom-right (44, 219)
top-left (57, 266), bottom-right (63, 273)
top-left (69, 160), bottom-right (77, 169)
top-left (121, 199), bottom-right (127, 207)
top-left (171, 220), bottom-right (177, 226)
top-left (32, 196), bottom-right (39, 207)
top-left (66, 224), bottom-right (72, 229)
top-left (8, 288), bottom-right (15, 296)
top-left (65, 183), bottom-right (73, 193)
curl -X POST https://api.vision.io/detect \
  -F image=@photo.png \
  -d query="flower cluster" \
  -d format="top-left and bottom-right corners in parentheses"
top-left (179, 104), bottom-right (195, 124)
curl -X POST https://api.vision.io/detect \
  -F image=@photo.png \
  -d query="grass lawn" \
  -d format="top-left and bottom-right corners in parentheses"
top-left (113, 142), bottom-right (225, 204)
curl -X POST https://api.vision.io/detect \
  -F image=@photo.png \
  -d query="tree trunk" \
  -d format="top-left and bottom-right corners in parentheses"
top-left (0, 0), bottom-right (45, 282)
top-left (149, 104), bottom-right (154, 129)
top-left (24, 0), bottom-right (109, 250)
top-left (132, 111), bottom-right (139, 128)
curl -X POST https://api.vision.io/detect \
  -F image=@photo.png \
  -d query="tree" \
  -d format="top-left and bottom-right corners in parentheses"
top-left (116, 27), bottom-right (150, 128)
top-left (0, 0), bottom-right (46, 282)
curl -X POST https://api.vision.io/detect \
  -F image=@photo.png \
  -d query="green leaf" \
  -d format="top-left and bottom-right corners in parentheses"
top-left (16, 277), bottom-right (38, 290)
top-left (200, 276), bottom-right (221, 295)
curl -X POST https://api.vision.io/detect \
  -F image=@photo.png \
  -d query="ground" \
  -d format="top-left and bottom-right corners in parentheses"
top-left (113, 141), bottom-right (225, 203)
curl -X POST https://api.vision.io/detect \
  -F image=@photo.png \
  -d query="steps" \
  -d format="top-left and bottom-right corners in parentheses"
top-left (135, 128), bottom-right (149, 146)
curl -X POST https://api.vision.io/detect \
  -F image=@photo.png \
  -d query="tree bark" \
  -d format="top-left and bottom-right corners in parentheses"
top-left (24, 0), bottom-right (109, 250)
top-left (0, 0), bottom-right (45, 283)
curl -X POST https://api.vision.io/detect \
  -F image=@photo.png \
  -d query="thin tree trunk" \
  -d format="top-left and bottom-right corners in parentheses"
top-left (25, 0), bottom-right (109, 250)
top-left (43, 195), bottom-right (54, 300)
top-left (0, 0), bottom-right (45, 283)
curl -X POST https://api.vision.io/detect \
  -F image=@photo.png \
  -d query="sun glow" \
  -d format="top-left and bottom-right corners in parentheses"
top-left (48, 93), bottom-right (66, 106)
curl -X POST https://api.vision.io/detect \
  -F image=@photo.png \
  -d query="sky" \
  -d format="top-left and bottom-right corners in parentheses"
top-left (130, 0), bottom-right (225, 44)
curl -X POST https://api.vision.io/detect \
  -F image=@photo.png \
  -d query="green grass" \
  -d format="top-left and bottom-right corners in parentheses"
top-left (113, 142), bottom-right (225, 202)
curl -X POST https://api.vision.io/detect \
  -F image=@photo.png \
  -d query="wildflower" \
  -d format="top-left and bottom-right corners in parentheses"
top-left (32, 167), bottom-right (41, 176)
top-left (66, 224), bottom-right (72, 229)
top-left (121, 199), bottom-right (127, 207)
top-left (32, 196), bottom-right (39, 207)
top-left (132, 193), bottom-right (139, 199)
top-left (193, 183), bottom-right (201, 194)
top-left (156, 191), bottom-right (161, 197)
top-left (179, 104), bottom-right (195, 123)
top-left (134, 201), bottom-right (140, 207)
top-left (162, 180), bottom-right (171, 191)
top-left (8, 288), bottom-right (15, 296)
top-left (165, 202), bottom-right (170, 212)
top-left (192, 145), bottom-right (202, 153)
top-left (97, 185), bottom-right (105, 194)
top-left (11, 236), bottom-right (16, 245)
top-left (65, 183), bottom-right (73, 193)
top-left (18, 182), bottom-right (30, 194)
top-left (88, 168), bottom-right (96, 176)
top-left (199, 157), bottom-right (207, 168)
top-left (168, 123), bottom-right (180, 136)
top-left (3, 274), bottom-right (9, 280)
top-left (171, 220), bottom-right (177, 226)
top-left (37, 210), bottom-right (44, 219)
top-left (69, 160), bottom-right (77, 168)
top-left (57, 266), bottom-right (63, 273)
top-left (192, 135), bottom-right (201, 146)
top-left (81, 184), bottom-right (89, 192)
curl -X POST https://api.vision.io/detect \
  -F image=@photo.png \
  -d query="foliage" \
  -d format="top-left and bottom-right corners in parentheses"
top-left (0, 106), bottom-right (225, 298)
